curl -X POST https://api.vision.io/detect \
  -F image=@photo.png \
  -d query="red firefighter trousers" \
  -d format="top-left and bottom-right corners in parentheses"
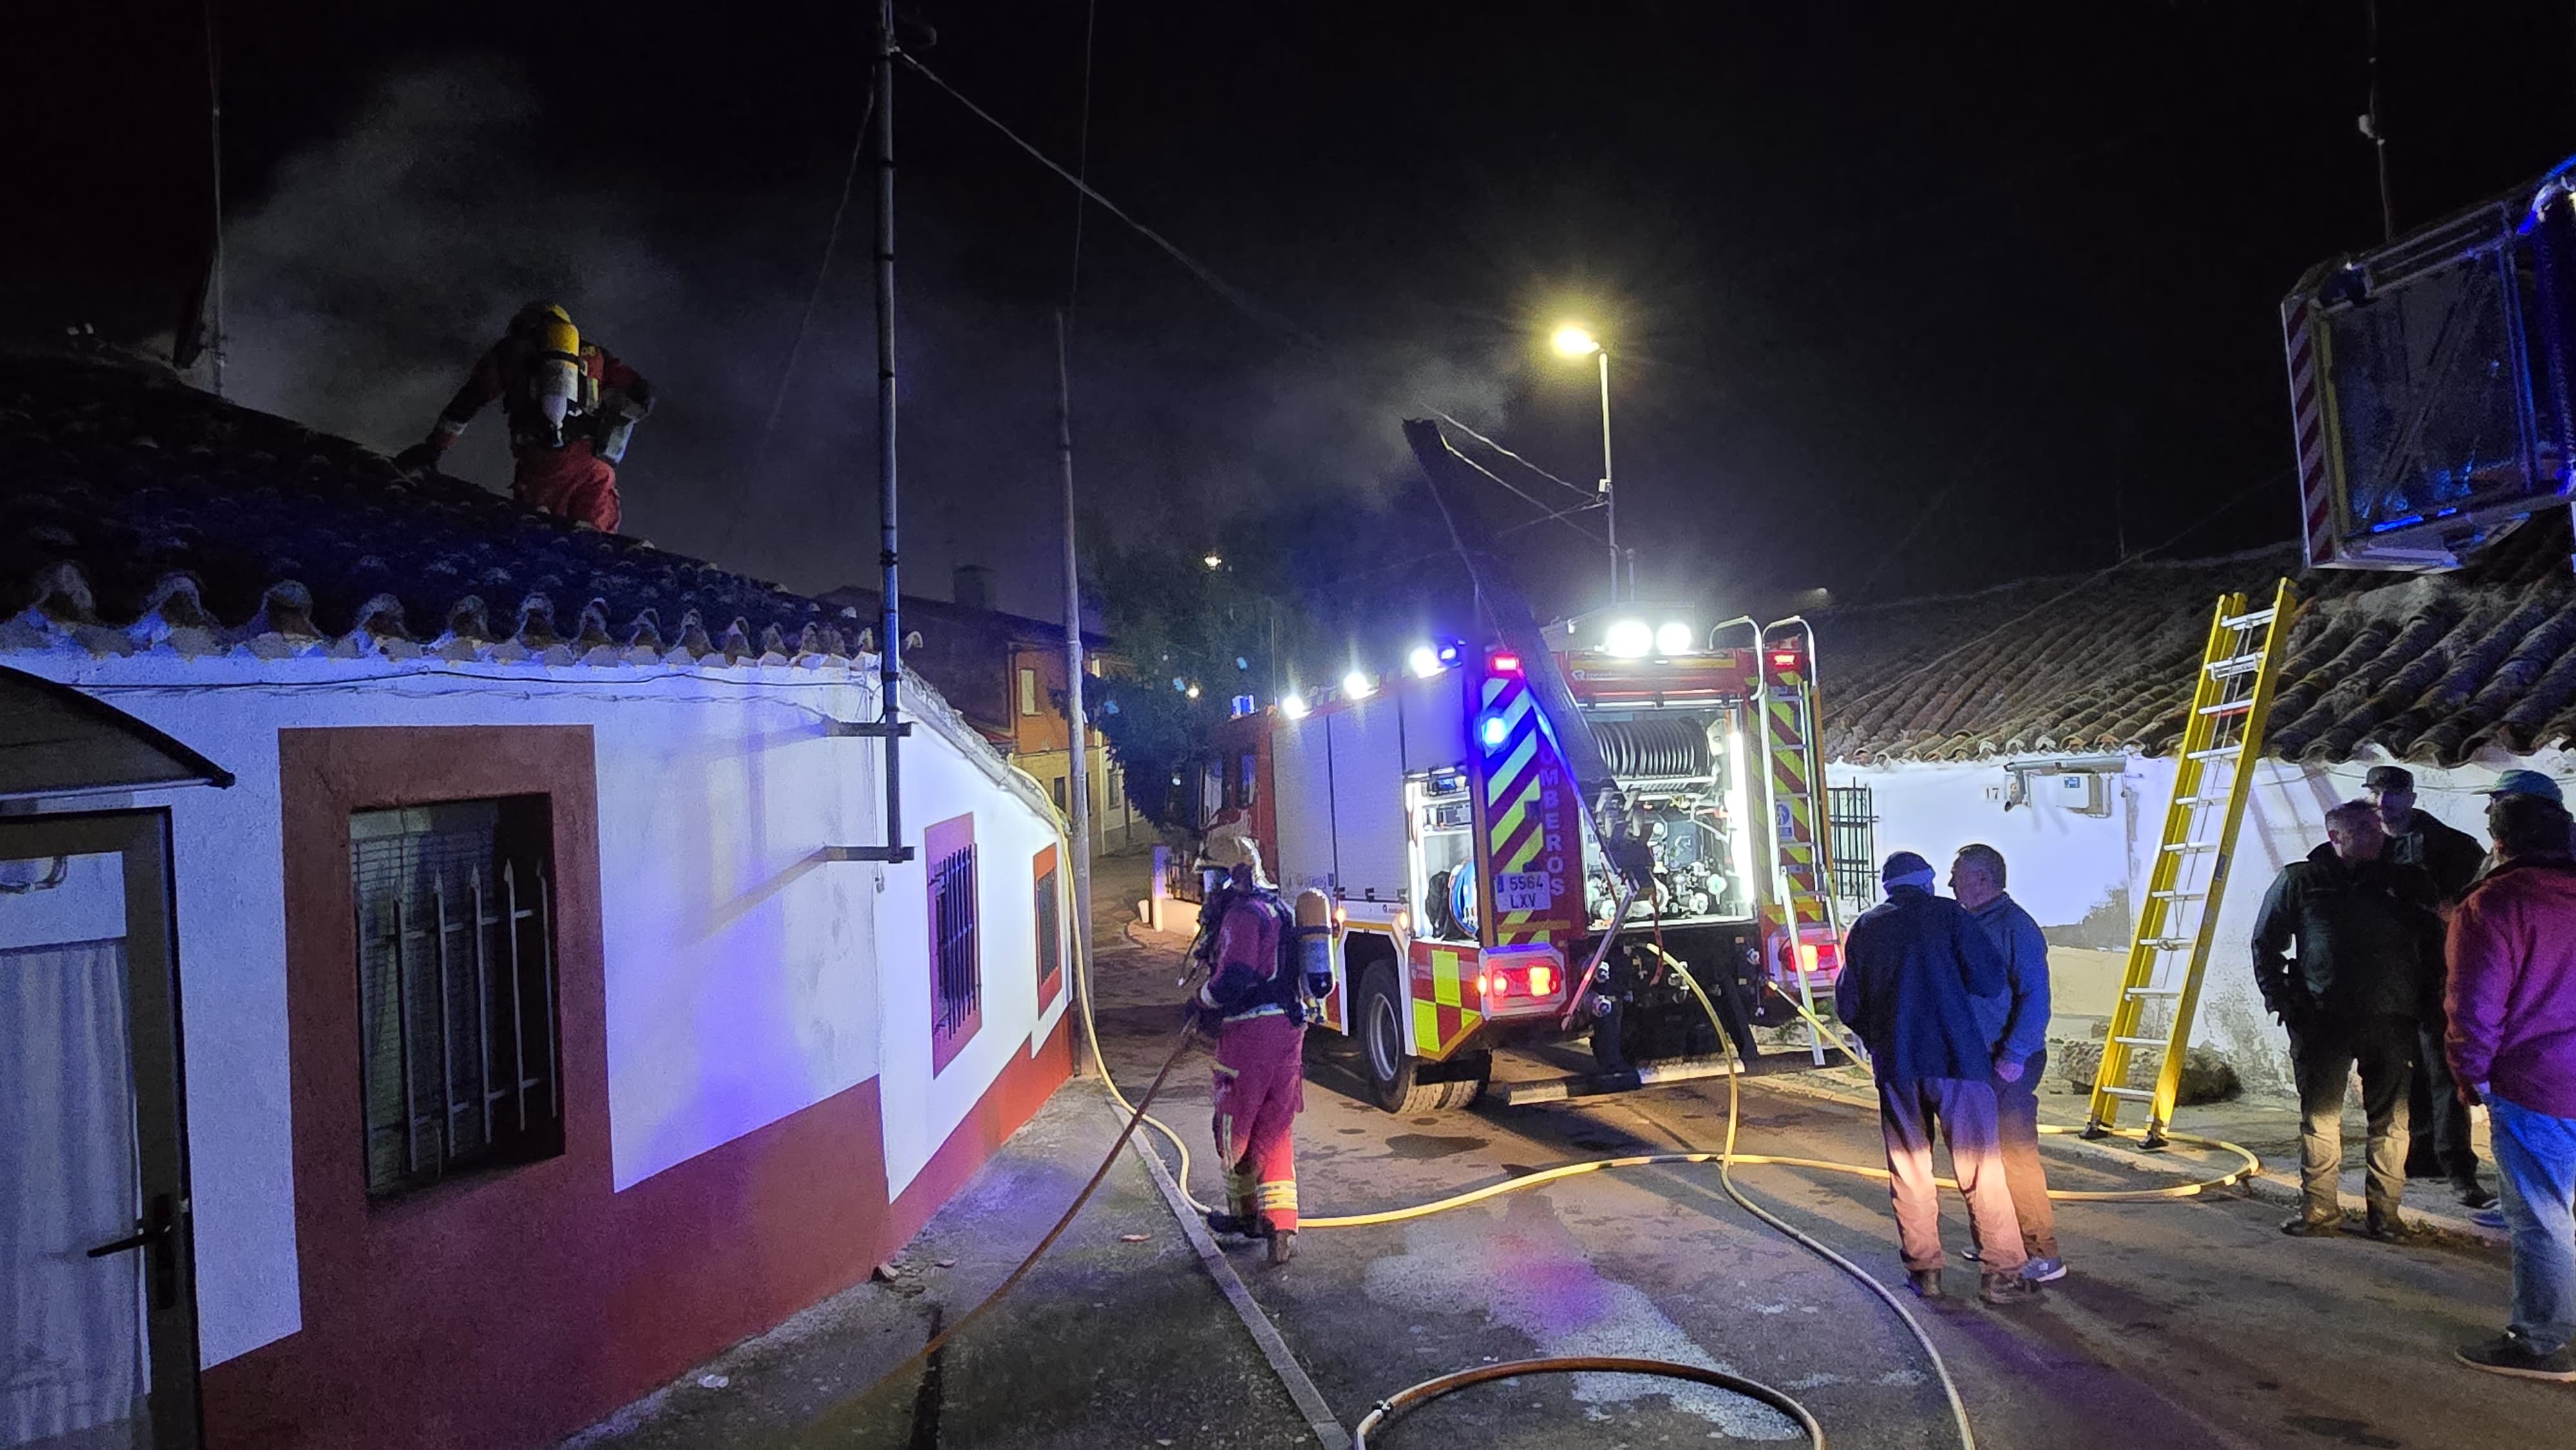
top-left (512, 439), bottom-right (621, 532)
top-left (1212, 1012), bottom-right (1307, 1233)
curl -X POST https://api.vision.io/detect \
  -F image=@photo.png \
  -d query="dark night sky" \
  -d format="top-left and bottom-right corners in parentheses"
top-left (15, 2), bottom-right (2576, 625)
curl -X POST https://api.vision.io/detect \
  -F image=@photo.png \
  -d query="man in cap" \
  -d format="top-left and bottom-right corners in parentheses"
top-left (1188, 836), bottom-right (1314, 1265)
top-left (2365, 764), bottom-right (2496, 1208)
top-left (2447, 789), bottom-right (2576, 1380)
top-left (1836, 851), bottom-right (2037, 1304)
top-left (2253, 800), bottom-right (2446, 1238)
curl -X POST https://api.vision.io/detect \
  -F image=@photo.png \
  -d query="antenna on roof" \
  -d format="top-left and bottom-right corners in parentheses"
top-left (175, 0), bottom-right (226, 393)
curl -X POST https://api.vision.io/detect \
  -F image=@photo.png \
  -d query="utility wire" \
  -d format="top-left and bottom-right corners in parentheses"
top-left (712, 84), bottom-right (878, 562)
top-left (1454, 451), bottom-right (1603, 541)
top-left (902, 48), bottom-right (1613, 579)
top-left (1432, 408), bottom-right (1593, 497)
top-left (900, 50), bottom-right (1327, 353)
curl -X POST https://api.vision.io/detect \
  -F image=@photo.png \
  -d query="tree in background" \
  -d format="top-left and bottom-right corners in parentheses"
top-left (1088, 484), bottom-right (1477, 829)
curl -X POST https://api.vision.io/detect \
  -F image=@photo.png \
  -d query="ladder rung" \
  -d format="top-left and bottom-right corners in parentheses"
top-left (2126, 986), bottom-right (2184, 997)
top-left (2113, 1035), bottom-right (2168, 1048)
top-left (2197, 700), bottom-right (2255, 717)
top-left (2162, 842), bottom-right (2217, 854)
top-left (2101, 1086), bottom-right (2156, 1100)
top-left (2220, 609), bottom-right (2277, 630)
top-left (2139, 937), bottom-right (2195, 949)
top-left (2207, 655), bottom-right (2264, 677)
top-left (2186, 746), bottom-right (2242, 760)
top-left (2169, 797), bottom-right (2219, 807)
top-left (2150, 890), bottom-right (2208, 900)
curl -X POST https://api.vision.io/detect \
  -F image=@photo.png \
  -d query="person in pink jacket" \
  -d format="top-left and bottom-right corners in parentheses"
top-left (2446, 790), bottom-right (2576, 1381)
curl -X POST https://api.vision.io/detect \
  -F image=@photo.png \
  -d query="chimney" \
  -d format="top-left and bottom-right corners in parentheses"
top-left (952, 564), bottom-right (995, 612)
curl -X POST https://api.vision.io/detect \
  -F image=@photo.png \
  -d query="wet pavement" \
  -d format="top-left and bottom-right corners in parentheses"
top-left (571, 851), bottom-right (2565, 1448)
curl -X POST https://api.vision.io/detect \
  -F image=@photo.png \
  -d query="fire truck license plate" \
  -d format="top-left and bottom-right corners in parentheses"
top-left (1495, 872), bottom-right (1551, 913)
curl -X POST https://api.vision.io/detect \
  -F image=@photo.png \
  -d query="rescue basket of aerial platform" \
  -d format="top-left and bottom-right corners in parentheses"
top-left (2284, 157), bottom-right (2576, 572)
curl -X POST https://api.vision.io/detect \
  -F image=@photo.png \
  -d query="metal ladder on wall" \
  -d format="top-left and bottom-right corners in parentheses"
top-left (2086, 579), bottom-right (2297, 1148)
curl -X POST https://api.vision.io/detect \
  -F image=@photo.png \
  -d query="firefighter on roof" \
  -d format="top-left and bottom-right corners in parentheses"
top-left (1190, 836), bottom-right (1330, 1264)
top-left (395, 301), bottom-right (655, 532)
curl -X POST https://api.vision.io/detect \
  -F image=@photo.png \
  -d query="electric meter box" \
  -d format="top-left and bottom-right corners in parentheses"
top-left (2283, 162), bottom-right (2576, 572)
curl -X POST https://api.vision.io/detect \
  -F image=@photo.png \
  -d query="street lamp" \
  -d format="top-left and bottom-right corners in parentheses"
top-left (1553, 323), bottom-right (1618, 603)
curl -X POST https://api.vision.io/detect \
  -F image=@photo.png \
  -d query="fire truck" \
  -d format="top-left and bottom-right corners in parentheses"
top-left (1200, 605), bottom-right (1846, 1112)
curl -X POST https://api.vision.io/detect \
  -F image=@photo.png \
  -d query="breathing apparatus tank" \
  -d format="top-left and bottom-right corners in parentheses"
top-left (519, 303), bottom-right (583, 444)
top-left (1295, 889), bottom-right (1334, 1012)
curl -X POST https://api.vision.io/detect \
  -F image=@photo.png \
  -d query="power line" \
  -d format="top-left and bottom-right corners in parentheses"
top-left (1431, 408), bottom-right (1593, 497)
top-left (900, 50), bottom-right (1326, 353)
top-left (1453, 450), bottom-right (1604, 541)
top-left (712, 84), bottom-right (878, 561)
top-left (1065, 0), bottom-right (1100, 322)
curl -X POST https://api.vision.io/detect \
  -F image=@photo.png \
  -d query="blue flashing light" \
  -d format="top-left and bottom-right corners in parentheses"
top-left (1479, 715), bottom-right (1510, 749)
top-left (1436, 641), bottom-right (1463, 666)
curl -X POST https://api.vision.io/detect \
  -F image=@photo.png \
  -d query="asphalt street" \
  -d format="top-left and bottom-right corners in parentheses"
top-left (1086, 915), bottom-right (2562, 1450)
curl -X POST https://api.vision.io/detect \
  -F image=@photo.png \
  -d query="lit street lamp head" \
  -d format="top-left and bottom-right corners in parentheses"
top-left (1551, 323), bottom-right (1600, 358)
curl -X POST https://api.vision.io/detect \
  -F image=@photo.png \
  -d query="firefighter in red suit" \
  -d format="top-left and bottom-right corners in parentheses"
top-left (1192, 837), bottom-right (1327, 1265)
top-left (394, 302), bottom-right (655, 532)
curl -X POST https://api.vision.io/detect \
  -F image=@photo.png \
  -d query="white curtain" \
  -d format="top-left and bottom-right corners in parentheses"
top-left (0, 941), bottom-right (145, 1450)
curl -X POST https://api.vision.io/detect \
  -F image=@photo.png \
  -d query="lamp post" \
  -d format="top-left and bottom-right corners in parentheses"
top-left (1553, 323), bottom-right (1616, 601)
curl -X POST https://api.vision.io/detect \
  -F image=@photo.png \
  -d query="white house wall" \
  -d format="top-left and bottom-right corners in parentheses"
top-left (11, 648), bottom-right (1063, 1370)
top-left (1832, 750), bottom-right (2568, 1092)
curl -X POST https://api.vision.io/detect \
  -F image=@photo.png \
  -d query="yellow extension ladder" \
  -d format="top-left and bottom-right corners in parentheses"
top-left (2085, 579), bottom-right (2297, 1148)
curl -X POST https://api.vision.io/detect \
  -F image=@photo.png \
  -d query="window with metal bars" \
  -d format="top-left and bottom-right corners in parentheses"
top-left (926, 814), bottom-right (981, 1070)
top-left (1034, 845), bottom-right (1063, 1011)
top-left (351, 798), bottom-right (562, 1198)
top-left (1827, 785), bottom-right (1879, 910)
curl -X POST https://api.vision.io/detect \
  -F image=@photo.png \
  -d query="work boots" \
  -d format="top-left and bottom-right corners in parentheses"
top-left (1269, 1230), bottom-right (1297, 1265)
top-left (1980, 1273), bottom-right (2041, 1306)
top-left (1204, 1209), bottom-right (1260, 1239)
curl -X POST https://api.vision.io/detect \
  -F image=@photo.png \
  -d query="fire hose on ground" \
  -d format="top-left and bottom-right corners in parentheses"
top-left (852, 920), bottom-right (2264, 1449)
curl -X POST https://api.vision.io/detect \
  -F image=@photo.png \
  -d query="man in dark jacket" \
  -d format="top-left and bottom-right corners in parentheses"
top-left (1837, 851), bottom-right (2037, 1304)
top-left (2368, 764), bottom-right (2496, 1207)
top-left (1951, 843), bottom-right (2062, 1283)
top-left (2253, 800), bottom-right (2445, 1238)
top-left (2447, 791), bottom-right (2576, 1380)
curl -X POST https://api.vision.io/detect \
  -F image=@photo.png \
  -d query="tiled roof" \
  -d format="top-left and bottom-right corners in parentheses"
top-left (1817, 516), bottom-right (2576, 767)
top-left (0, 352), bottom-right (866, 665)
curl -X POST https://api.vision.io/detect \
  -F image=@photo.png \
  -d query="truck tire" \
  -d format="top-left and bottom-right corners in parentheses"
top-left (1358, 963), bottom-right (1476, 1114)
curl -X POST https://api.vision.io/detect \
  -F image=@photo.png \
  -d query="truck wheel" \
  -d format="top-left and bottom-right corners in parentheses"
top-left (1358, 963), bottom-right (1452, 1114)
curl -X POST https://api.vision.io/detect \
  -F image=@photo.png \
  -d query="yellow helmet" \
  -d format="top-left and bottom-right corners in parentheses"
top-left (512, 301), bottom-right (580, 364)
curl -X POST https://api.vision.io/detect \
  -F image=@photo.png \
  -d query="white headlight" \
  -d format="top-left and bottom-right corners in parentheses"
top-left (1408, 645), bottom-right (1442, 678)
top-left (1656, 621), bottom-right (1695, 655)
top-left (1279, 692), bottom-right (1309, 719)
top-left (1604, 619), bottom-right (1652, 657)
top-left (1343, 671), bottom-right (1376, 699)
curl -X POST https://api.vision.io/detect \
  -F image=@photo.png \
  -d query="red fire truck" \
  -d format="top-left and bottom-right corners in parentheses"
top-left (1200, 610), bottom-right (1845, 1112)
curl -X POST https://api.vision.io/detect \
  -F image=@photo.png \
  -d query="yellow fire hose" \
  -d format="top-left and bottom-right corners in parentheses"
top-left (850, 923), bottom-right (2266, 1449)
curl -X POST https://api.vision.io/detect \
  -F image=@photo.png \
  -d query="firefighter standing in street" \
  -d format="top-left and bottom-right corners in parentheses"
top-left (1190, 837), bottom-right (1329, 1265)
top-left (395, 301), bottom-right (655, 532)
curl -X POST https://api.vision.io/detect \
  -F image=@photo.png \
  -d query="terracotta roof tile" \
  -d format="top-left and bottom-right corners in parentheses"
top-left (1817, 516), bottom-right (2576, 767)
top-left (0, 352), bottom-right (861, 664)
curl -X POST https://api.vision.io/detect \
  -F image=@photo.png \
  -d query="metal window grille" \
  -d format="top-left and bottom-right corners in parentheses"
top-left (352, 800), bottom-right (560, 1199)
top-left (1827, 785), bottom-right (1878, 910)
top-left (931, 842), bottom-right (981, 1048)
top-left (1034, 860), bottom-right (1062, 993)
